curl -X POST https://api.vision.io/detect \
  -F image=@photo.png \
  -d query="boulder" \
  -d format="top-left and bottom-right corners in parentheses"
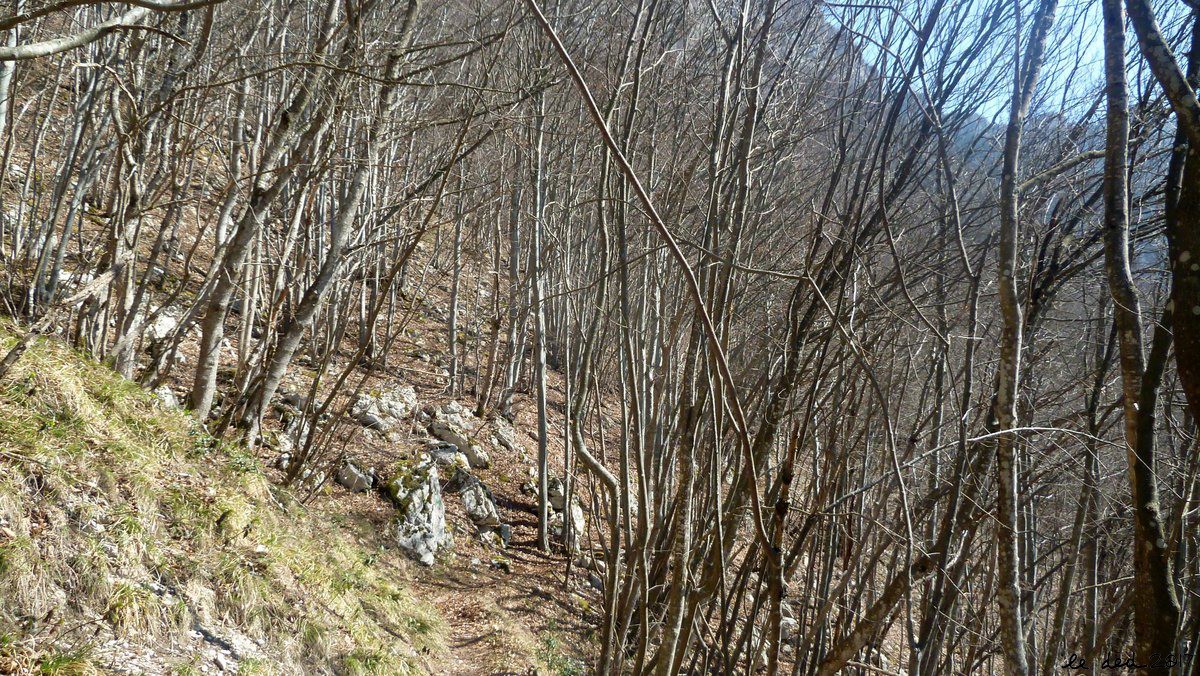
top-left (279, 390), bottom-right (308, 410)
top-left (478, 523), bottom-right (513, 549)
top-left (425, 441), bottom-right (469, 470)
top-left (587, 572), bottom-right (604, 593)
top-left (277, 413), bottom-right (310, 455)
top-left (547, 477), bottom-right (566, 511)
top-left (575, 555), bottom-right (606, 575)
top-left (152, 385), bottom-right (179, 408)
top-left (429, 401), bottom-right (490, 469)
top-left (549, 499), bottom-right (585, 544)
top-left (463, 447), bottom-right (492, 471)
top-left (491, 416), bottom-right (524, 455)
top-left (460, 479), bottom-right (500, 527)
top-left (352, 385), bottom-right (418, 432)
top-left (356, 411), bottom-right (391, 432)
top-left (442, 466), bottom-right (475, 495)
top-left (143, 309), bottom-right (179, 343)
top-left (335, 459), bottom-right (374, 493)
top-left (428, 401), bottom-right (474, 448)
top-left (385, 455), bottom-right (451, 566)
top-left (479, 528), bottom-right (504, 549)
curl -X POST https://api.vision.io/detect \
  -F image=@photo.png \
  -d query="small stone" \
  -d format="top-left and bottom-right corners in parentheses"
top-left (460, 478), bottom-right (501, 527)
top-left (356, 411), bottom-right (391, 432)
top-left (152, 385), bottom-right (179, 408)
top-left (214, 652), bottom-right (236, 672)
top-left (548, 477), bottom-right (566, 511)
top-left (336, 459), bottom-right (373, 493)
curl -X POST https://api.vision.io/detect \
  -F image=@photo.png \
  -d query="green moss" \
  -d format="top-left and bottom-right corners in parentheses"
top-left (0, 534), bottom-right (32, 578)
top-left (384, 457), bottom-right (433, 511)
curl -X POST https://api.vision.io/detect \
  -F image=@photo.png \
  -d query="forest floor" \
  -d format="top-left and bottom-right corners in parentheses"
top-left (0, 320), bottom-right (598, 674)
top-left (1, 153), bottom-right (607, 672)
top-left (281, 396), bottom-right (602, 676)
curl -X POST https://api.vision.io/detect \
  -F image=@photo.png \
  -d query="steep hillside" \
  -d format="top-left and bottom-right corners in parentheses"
top-left (0, 327), bottom-right (588, 675)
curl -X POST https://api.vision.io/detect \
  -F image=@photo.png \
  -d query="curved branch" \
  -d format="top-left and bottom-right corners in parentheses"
top-left (0, 0), bottom-right (225, 60)
top-left (0, 0), bottom-right (223, 31)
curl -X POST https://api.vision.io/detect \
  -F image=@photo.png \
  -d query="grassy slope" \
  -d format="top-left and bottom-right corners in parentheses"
top-left (0, 327), bottom-right (447, 674)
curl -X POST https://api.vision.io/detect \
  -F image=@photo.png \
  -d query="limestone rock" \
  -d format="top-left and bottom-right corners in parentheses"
top-left (479, 528), bottom-right (504, 549)
top-left (547, 477), bottom-right (566, 511)
top-left (429, 401), bottom-right (490, 469)
top-left (351, 385), bottom-right (418, 432)
top-left (549, 498), bottom-right (585, 545)
top-left (575, 554), bottom-right (607, 575)
top-left (425, 441), bottom-right (469, 470)
top-left (335, 459), bottom-right (374, 493)
top-left (460, 479), bottom-right (500, 527)
top-left (143, 309), bottom-right (180, 343)
top-left (357, 411), bottom-right (391, 431)
top-left (278, 390), bottom-right (309, 410)
top-left (152, 385), bottom-right (179, 408)
top-left (491, 416), bottom-right (524, 455)
top-left (385, 455), bottom-right (451, 566)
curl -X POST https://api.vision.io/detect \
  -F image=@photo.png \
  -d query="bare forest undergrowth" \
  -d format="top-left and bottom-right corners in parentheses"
top-left (3, 0), bottom-right (1200, 674)
top-left (0, 321), bottom-right (599, 674)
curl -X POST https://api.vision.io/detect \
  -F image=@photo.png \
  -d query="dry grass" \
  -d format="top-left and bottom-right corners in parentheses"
top-left (0, 325), bottom-right (446, 674)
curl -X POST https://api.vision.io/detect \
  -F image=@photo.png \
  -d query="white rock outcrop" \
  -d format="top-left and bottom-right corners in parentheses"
top-left (428, 401), bottom-right (490, 469)
top-left (385, 455), bottom-right (450, 566)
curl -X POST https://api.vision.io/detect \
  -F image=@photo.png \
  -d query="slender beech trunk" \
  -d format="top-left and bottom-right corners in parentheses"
top-left (239, 3), bottom-right (420, 433)
top-left (1101, 2), bottom-right (1182, 668)
top-left (992, 3), bottom-right (1057, 673)
top-left (1126, 0), bottom-right (1200, 429)
top-left (531, 95), bottom-right (550, 551)
top-left (189, 1), bottom-right (339, 419)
